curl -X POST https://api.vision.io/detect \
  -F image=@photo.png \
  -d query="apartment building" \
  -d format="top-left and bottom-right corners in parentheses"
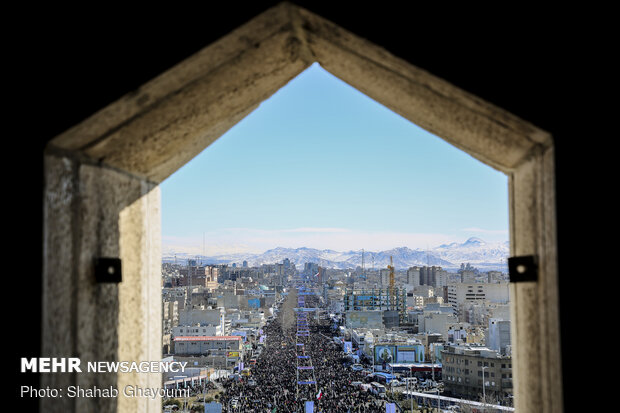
top-left (446, 282), bottom-right (509, 318)
top-left (441, 344), bottom-right (512, 400)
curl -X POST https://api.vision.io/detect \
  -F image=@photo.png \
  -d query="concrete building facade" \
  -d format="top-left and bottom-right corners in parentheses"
top-left (406, 266), bottom-right (421, 287)
top-left (447, 283), bottom-right (510, 318)
top-left (441, 345), bottom-right (513, 400)
top-left (488, 319), bottom-right (511, 355)
top-left (173, 336), bottom-right (243, 361)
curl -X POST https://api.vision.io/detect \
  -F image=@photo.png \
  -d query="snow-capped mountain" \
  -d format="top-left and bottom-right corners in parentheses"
top-left (433, 237), bottom-right (509, 269)
top-left (163, 237), bottom-right (509, 271)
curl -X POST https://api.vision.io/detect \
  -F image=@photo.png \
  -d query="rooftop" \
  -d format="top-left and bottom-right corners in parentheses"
top-left (174, 335), bottom-right (242, 342)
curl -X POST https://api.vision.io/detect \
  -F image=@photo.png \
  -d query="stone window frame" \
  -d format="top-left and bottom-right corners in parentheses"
top-left (42, 3), bottom-right (561, 412)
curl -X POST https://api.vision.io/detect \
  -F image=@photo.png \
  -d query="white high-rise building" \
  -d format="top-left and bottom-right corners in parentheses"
top-left (446, 282), bottom-right (510, 317)
top-left (488, 318), bottom-right (511, 355)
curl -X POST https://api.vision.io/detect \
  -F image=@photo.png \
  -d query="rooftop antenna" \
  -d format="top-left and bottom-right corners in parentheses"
top-left (361, 249), bottom-right (365, 278)
top-left (372, 253), bottom-right (375, 273)
top-left (187, 258), bottom-right (191, 308)
top-left (426, 244), bottom-right (432, 287)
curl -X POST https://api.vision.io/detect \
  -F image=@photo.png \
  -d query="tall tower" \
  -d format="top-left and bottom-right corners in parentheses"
top-left (186, 258), bottom-right (191, 308)
top-left (361, 248), bottom-right (365, 278)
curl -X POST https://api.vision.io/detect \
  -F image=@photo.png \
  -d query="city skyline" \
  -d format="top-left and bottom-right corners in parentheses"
top-left (161, 63), bottom-right (509, 256)
top-left (161, 237), bottom-right (509, 273)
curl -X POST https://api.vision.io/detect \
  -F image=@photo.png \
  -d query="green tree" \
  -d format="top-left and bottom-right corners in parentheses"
top-left (398, 397), bottom-right (417, 412)
top-left (163, 398), bottom-right (182, 409)
top-left (190, 404), bottom-right (204, 412)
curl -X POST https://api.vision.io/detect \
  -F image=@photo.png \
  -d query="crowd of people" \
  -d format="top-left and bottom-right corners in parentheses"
top-left (219, 285), bottom-right (389, 412)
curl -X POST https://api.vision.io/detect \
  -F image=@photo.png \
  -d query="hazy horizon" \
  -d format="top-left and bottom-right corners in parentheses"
top-left (162, 234), bottom-right (508, 257)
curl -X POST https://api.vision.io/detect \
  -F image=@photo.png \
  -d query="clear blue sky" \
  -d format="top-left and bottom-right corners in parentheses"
top-left (161, 63), bottom-right (508, 256)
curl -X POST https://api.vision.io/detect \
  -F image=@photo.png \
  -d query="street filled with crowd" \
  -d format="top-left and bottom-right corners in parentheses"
top-left (219, 285), bottom-right (388, 412)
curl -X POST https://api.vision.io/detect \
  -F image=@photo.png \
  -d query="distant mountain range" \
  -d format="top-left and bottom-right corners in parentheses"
top-left (163, 237), bottom-right (509, 272)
